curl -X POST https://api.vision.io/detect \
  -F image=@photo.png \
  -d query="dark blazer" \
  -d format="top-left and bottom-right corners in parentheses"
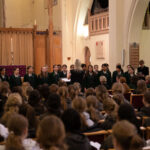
top-left (9, 75), bottom-right (22, 89)
top-left (112, 71), bottom-right (124, 83)
top-left (0, 75), bottom-right (9, 82)
top-left (24, 73), bottom-right (38, 88)
top-left (138, 66), bottom-right (149, 76)
top-left (37, 73), bottom-right (51, 85)
top-left (83, 72), bottom-right (97, 89)
top-left (59, 71), bottom-right (67, 78)
top-left (71, 70), bottom-right (84, 85)
top-left (50, 72), bottom-right (60, 85)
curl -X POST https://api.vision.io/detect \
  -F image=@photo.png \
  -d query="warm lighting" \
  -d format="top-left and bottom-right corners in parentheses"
top-left (77, 25), bottom-right (89, 38)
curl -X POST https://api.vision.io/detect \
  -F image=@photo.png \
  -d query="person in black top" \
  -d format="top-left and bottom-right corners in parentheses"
top-left (24, 66), bottom-right (37, 88)
top-left (70, 64), bottom-right (75, 71)
top-left (57, 64), bottom-right (62, 74)
top-left (9, 68), bottom-right (22, 89)
top-left (50, 65), bottom-right (60, 85)
top-left (94, 65), bottom-right (100, 87)
top-left (112, 64), bottom-right (124, 84)
top-left (81, 64), bottom-right (87, 76)
top-left (59, 64), bottom-right (68, 78)
top-left (0, 68), bottom-right (9, 82)
top-left (70, 59), bottom-right (84, 86)
top-left (99, 64), bottom-right (112, 89)
top-left (124, 65), bottom-right (132, 84)
top-left (83, 65), bottom-right (97, 90)
top-left (38, 66), bottom-right (51, 85)
top-left (137, 60), bottom-right (149, 78)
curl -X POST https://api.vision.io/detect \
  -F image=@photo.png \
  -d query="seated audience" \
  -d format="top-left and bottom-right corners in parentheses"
top-left (4, 114), bottom-right (34, 150)
top-left (119, 77), bottom-right (130, 94)
top-left (0, 83), bottom-right (10, 117)
top-left (86, 95), bottom-right (104, 123)
top-left (49, 84), bottom-right (59, 94)
top-left (62, 109), bottom-right (91, 150)
top-left (58, 86), bottom-right (72, 110)
top-left (112, 120), bottom-right (144, 150)
top-left (138, 91), bottom-right (150, 117)
top-left (72, 96), bottom-right (94, 130)
top-left (95, 85), bottom-right (109, 111)
top-left (85, 88), bottom-right (95, 97)
top-left (41, 94), bottom-right (62, 118)
top-left (145, 75), bottom-right (150, 88)
top-left (28, 90), bottom-right (45, 116)
top-left (37, 115), bottom-right (67, 150)
top-left (112, 83), bottom-right (129, 104)
top-left (135, 80), bottom-right (147, 94)
top-left (99, 98), bottom-right (118, 130)
top-left (112, 93), bottom-right (125, 106)
top-left (118, 103), bottom-right (140, 131)
top-left (99, 63), bottom-right (112, 89)
top-left (99, 76), bottom-right (109, 89)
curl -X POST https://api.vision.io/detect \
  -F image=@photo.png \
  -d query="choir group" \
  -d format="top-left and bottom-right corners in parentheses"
top-left (0, 59), bottom-right (149, 90)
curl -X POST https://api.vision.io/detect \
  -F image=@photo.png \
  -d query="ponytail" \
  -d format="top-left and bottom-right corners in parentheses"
top-left (6, 132), bottom-right (25, 150)
top-left (130, 135), bottom-right (144, 150)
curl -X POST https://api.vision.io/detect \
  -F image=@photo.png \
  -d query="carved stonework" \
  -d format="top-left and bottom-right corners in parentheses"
top-left (96, 41), bottom-right (104, 59)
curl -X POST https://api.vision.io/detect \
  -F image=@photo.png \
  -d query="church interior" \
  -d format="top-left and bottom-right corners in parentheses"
top-left (1, 0), bottom-right (150, 150)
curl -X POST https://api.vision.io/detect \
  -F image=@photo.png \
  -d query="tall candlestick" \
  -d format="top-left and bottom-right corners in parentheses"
top-left (34, 19), bottom-right (37, 25)
top-left (11, 38), bottom-right (13, 52)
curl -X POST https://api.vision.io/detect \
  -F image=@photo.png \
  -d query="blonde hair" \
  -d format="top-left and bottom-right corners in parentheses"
top-left (75, 59), bottom-right (81, 70)
top-left (58, 86), bottom-right (68, 110)
top-left (137, 80), bottom-right (147, 94)
top-left (22, 82), bottom-right (31, 99)
top-left (86, 96), bottom-right (100, 122)
top-left (95, 85), bottom-right (109, 102)
top-left (112, 120), bottom-right (144, 150)
top-left (5, 93), bottom-right (22, 113)
top-left (72, 97), bottom-right (88, 129)
top-left (6, 114), bottom-right (28, 150)
top-left (37, 115), bottom-right (67, 150)
top-left (99, 76), bottom-right (107, 82)
top-left (103, 97), bottom-right (118, 117)
top-left (112, 83), bottom-right (124, 94)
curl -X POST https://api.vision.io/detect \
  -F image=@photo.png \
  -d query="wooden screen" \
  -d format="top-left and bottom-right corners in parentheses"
top-left (129, 43), bottom-right (139, 68)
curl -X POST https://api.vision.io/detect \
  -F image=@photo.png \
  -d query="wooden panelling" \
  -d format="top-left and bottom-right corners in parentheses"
top-left (129, 43), bottom-right (139, 69)
top-left (53, 35), bottom-right (62, 65)
top-left (34, 34), bottom-right (47, 74)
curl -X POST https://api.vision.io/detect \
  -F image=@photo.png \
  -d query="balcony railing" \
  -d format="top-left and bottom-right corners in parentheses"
top-left (88, 10), bottom-right (109, 36)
